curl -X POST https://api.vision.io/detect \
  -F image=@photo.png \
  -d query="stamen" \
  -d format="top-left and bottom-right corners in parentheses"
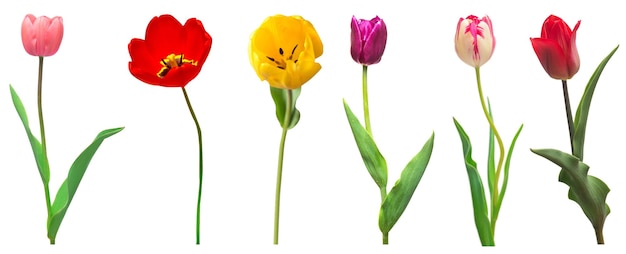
top-left (279, 48), bottom-right (284, 56)
top-left (157, 53), bottom-right (197, 78)
top-left (161, 59), bottom-right (170, 68)
top-left (267, 56), bottom-right (275, 62)
top-left (288, 45), bottom-right (298, 60)
top-left (291, 45), bottom-right (298, 55)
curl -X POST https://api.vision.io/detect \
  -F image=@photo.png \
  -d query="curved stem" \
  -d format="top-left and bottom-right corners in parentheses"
top-left (561, 80), bottom-right (575, 154)
top-left (362, 65), bottom-right (372, 136)
top-left (38, 56), bottom-right (53, 245)
top-left (182, 87), bottom-right (203, 245)
top-left (274, 89), bottom-right (292, 245)
top-left (474, 67), bottom-right (505, 234)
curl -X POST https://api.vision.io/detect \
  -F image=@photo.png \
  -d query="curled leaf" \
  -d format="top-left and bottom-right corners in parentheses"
top-left (47, 127), bottom-right (124, 242)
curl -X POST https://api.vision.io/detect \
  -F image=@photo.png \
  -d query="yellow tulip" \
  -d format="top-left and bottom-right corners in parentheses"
top-left (249, 15), bottom-right (323, 90)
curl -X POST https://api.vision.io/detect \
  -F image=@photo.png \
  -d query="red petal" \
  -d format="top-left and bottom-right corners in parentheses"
top-left (531, 38), bottom-right (569, 80)
top-left (145, 15), bottom-right (185, 59)
top-left (159, 65), bottom-right (201, 87)
top-left (567, 20), bottom-right (581, 77)
top-left (128, 38), bottom-right (163, 85)
top-left (182, 18), bottom-right (212, 68)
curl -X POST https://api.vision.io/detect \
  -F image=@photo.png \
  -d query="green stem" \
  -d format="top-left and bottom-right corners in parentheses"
top-left (595, 226), bottom-right (604, 244)
top-left (474, 67), bottom-right (505, 235)
top-left (362, 65), bottom-right (372, 136)
top-left (182, 87), bottom-right (203, 245)
top-left (274, 89), bottom-right (293, 245)
top-left (383, 231), bottom-right (388, 245)
top-left (379, 186), bottom-right (387, 203)
top-left (37, 56), bottom-right (53, 244)
top-left (561, 80), bottom-right (575, 154)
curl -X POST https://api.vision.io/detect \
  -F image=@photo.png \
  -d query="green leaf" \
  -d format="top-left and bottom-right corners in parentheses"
top-left (9, 85), bottom-right (50, 184)
top-left (379, 132), bottom-right (434, 234)
top-left (493, 124), bottom-right (523, 224)
top-left (343, 99), bottom-right (387, 191)
top-left (47, 127), bottom-right (124, 242)
top-left (530, 148), bottom-right (610, 235)
top-left (453, 118), bottom-right (494, 246)
top-left (270, 87), bottom-right (301, 129)
top-left (572, 45), bottom-right (619, 160)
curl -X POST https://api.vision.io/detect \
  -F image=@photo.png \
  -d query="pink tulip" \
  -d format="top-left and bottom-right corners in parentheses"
top-left (455, 15), bottom-right (495, 68)
top-left (21, 14), bottom-right (64, 57)
top-left (530, 15), bottom-right (580, 80)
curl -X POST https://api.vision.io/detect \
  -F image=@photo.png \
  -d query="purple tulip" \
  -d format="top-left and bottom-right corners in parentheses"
top-left (350, 15), bottom-right (387, 65)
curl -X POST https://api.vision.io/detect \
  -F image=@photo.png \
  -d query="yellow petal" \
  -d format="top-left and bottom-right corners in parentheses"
top-left (249, 14), bottom-right (323, 89)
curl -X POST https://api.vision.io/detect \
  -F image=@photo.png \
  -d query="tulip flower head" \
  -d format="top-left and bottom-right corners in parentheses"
top-left (530, 15), bottom-right (580, 80)
top-left (455, 15), bottom-right (495, 68)
top-left (21, 14), bottom-right (64, 57)
top-left (128, 15), bottom-right (212, 87)
top-left (351, 15), bottom-right (387, 65)
top-left (249, 15), bottom-right (323, 90)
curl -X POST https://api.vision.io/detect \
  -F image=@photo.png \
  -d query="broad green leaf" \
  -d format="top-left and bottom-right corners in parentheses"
top-left (530, 148), bottom-right (610, 234)
top-left (47, 127), bottom-right (124, 242)
top-left (270, 87), bottom-right (301, 129)
top-left (493, 124), bottom-right (523, 225)
top-left (343, 100), bottom-right (387, 191)
top-left (9, 85), bottom-right (50, 183)
top-left (453, 118), bottom-right (494, 246)
top-left (379, 132), bottom-right (434, 234)
top-left (572, 45), bottom-right (619, 160)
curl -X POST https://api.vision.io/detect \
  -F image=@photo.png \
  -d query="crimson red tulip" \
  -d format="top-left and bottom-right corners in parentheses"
top-left (530, 15), bottom-right (580, 80)
top-left (128, 15), bottom-right (212, 87)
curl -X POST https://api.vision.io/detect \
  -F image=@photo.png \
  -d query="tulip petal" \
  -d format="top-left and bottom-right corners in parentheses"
top-left (128, 39), bottom-right (162, 85)
top-left (21, 15), bottom-right (37, 56)
top-left (531, 38), bottom-right (569, 80)
top-left (145, 15), bottom-right (185, 59)
top-left (567, 20), bottom-right (581, 77)
top-left (361, 19), bottom-right (387, 65)
top-left (350, 16), bottom-right (363, 64)
top-left (183, 18), bottom-right (212, 67)
top-left (302, 18), bottom-right (323, 58)
top-left (160, 65), bottom-right (201, 87)
top-left (43, 17), bottom-right (63, 56)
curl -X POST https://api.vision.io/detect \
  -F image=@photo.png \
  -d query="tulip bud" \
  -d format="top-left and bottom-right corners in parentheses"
top-left (21, 14), bottom-right (64, 57)
top-left (350, 15), bottom-right (387, 65)
top-left (455, 15), bottom-right (495, 68)
top-left (530, 15), bottom-right (580, 80)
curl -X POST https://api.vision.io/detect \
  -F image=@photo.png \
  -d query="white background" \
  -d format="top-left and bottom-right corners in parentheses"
top-left (0, 0), bottom-right (625, 253)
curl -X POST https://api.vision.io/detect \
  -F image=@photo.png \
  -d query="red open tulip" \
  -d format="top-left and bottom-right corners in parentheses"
top-left (530, 15), bottom-right (580, 80)
top-left (128, 15), bottom-right (212, 87)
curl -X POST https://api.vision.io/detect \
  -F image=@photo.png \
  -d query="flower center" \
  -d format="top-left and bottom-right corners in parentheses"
top-left (266, 45), bottom-right (298, 69)
top-left (157, 53), bottom-right (197, 78)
